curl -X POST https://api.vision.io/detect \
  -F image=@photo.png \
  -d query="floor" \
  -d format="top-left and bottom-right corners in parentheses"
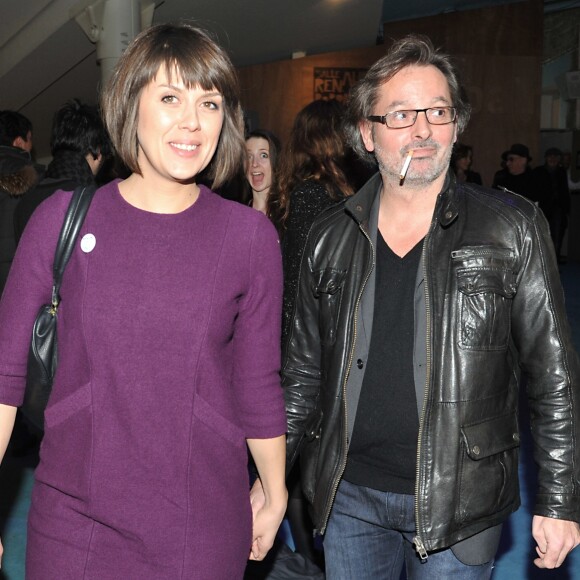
top-left (1, 261), bottom-right (580, 579)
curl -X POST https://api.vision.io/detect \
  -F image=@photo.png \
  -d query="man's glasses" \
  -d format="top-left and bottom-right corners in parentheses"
top-left (367, 107), bottom-right (457, 129)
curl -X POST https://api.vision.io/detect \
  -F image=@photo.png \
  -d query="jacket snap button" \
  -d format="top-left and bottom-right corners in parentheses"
top-left (357, 359), bottom-right (364, 369)
top-left (513, 433), bottom-right (520, 442)
top-left (445, 211), bottom-right (453, 220)
top-left (472, 445), bottom-right (481, 455)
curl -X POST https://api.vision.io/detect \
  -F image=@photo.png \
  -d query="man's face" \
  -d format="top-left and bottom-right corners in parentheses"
top-left (545, 154), bottom-right (561, 170)
top-left (359, 64), bottom-right (457, 188)
top-left (506, 155), bottom-right (527, 176)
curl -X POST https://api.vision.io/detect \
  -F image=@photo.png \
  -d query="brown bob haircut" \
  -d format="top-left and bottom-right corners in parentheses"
top-left (100, 22), bottom-right (245, 188)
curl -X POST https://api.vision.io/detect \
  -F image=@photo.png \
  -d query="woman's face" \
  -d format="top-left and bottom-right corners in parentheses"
top-left (136, 67), bottom-right (224, 185)
top-left (455, 152), bottom-right (471, 172)
top-left (245, 137), bottom-right (273, 194)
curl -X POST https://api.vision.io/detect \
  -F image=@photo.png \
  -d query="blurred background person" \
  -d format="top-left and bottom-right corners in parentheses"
top-left (492, 143), bottom-right (538, 203)
top-left (270, 99), bottom-right (354, 570)
top-left (14, 98), bottom-right (111, 243)
top-left (451, 142), bottom-right (482, 185)
top-left (0, 146), bottom-right (38, 296)
top-left (533, 147), bottom-right (571, 263)
top-left (272, 99), bottom-right (355, 345)
top-left (0, 110), bottom-right (34, 153)
top-left (244, 129), bottom-right (281, 214)
top-left (0, 111), bottom-right (40, 297)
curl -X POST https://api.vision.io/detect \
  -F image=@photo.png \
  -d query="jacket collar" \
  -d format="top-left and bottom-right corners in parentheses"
top-left (345, 169), bottom-right (461, 228)
top-left (344, 171), bottom-right (382, 225)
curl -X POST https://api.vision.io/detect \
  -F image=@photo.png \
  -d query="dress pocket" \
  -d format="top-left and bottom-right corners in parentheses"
top-left (193, 395), bottom-right (245, 448)
top-left (44, 382), bottom-right (91, 429)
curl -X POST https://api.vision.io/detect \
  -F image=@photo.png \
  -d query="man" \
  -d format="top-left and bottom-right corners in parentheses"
top-left (532, 147), bottom-right (570, 263)
top-left (14, 99), bottom-right (109, 242)
top-left (0, 110), bottom-right (34, 152)
top-left (492, 142), bottom-right (538, 202)
top-left (0, 111), bottom-right (39, 296)
top-left (279, 35), bottom-right (580, 578)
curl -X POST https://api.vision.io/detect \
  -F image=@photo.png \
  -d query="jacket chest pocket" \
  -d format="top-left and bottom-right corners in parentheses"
top-left (456, 265), bottom-right (516, 351)
top-left (312, 268), bottom-right (347, 346)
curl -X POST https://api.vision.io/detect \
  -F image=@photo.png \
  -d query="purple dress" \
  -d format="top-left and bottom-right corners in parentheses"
top-left (0, 181), bottom-right (287, 579)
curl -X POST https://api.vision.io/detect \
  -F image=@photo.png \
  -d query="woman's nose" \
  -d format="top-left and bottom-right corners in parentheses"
top-left (179, 107), bottom-right (200, 131)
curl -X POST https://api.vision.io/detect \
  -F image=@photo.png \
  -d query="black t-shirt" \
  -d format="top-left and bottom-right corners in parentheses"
top-left (343, 232), bottom-right (422, 494)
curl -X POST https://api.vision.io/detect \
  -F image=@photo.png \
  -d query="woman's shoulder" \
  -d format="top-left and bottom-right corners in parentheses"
top-left (290, 179), bottom-right (329, 199)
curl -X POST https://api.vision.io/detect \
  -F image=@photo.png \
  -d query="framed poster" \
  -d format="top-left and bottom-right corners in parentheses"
top-left (314, 67), bottom-right (367, 102)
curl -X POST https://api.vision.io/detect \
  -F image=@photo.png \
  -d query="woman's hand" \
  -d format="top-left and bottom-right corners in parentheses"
top-left (246, 435), bottom-right (287, 561)
top-left (249, 479), bottom-right (287, 560)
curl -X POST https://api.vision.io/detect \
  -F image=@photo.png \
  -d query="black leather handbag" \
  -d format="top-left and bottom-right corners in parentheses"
top-left (21, 184), bottom-right (96, 432)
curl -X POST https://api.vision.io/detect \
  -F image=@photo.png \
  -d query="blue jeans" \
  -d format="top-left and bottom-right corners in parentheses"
top-left (324, 480), bottom-right (494, 580)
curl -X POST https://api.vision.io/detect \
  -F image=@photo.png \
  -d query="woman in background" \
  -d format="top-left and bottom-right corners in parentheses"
top-left (451, 142), bottom-right (482, 185)
top-left (0, 23), bottom-right (286, 579)
top-left (244, 129), bottom-right (280, 215)
top-left (268, 99), bottom-right (354, 569)
top-left (271, 99), bottom-right (354, 345)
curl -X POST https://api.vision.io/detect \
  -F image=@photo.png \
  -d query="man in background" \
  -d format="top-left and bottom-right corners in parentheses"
top-left (14, 98), bottom-right (110, 242)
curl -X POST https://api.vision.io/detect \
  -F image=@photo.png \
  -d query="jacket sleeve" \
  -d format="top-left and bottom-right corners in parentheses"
top-left (281, 229), bottom-right (323, 471)
top-left (510, 205), bottom-right (580, 522)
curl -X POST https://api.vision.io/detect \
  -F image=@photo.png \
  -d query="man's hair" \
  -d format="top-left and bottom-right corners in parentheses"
top-left (100, 22), bottom-right (244, 188)
top-left (345, 35), bottom-right (471, 165)
top-left (0, 110), bottom-right (33, 147)
top-left (50, 99), bottom-right (110, 158)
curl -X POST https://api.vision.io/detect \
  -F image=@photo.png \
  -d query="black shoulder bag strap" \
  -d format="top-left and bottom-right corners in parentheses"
top-left (22, 184), bottom-right (97, 432)
top-left (51, 184), bottom-right (97, 308)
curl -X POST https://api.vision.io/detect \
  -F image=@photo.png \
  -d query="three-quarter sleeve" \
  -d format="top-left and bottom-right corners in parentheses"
top-left (232, 215), bottom-right (286, 439)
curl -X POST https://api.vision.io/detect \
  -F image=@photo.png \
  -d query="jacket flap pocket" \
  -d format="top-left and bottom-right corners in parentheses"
top-left (457, 269), bottom-right (516, 298)
top-left (312, 268), bottom-right (347, 296)
top-left (461, 412), bottom-right (519, 460)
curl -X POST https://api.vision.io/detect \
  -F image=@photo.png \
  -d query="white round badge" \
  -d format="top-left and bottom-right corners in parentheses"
top-left (80, 233), bottom-right (96, 253)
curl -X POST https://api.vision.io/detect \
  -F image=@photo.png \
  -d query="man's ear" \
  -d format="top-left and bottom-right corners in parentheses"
top-left (360, 120), bottom-right (375, 153)
top-left (12, 136), bottom-right (27, 150)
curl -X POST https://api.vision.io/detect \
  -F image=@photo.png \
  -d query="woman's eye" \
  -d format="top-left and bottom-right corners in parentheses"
top-left (161, 95), bottom-right (178, 104)
top-left (202, 101), bottom-right (220, 110)
top-left (260, 153), bottom-right (269, 159)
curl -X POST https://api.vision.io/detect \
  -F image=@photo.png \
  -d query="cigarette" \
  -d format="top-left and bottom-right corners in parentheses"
top-left (400, 150), bottom-right (414, 180)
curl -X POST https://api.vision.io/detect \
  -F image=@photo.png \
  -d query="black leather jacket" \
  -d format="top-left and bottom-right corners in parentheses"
top-left (282, 172), bottom-right (580, 553)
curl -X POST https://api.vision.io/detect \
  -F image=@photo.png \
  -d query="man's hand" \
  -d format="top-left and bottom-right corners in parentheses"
top-left (532, 515), bottom-right (580, 568)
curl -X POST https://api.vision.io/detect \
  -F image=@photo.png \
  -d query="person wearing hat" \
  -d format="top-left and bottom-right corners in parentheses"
top-left (492, 143), bottom-right (540, 205)
top-left (533, 147), bottom-right (570, 263)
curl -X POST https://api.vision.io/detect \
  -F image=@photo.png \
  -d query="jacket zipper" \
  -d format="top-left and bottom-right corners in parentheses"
top-left (450, 247), bottom-right (513, 260)
top-left (413, 221), bottom-right (437, 561)
top-left (319, 222), bottom-right (376, 533)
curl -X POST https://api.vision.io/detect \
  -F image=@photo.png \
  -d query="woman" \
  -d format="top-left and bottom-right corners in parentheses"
top-left (451, 142), bottom-right (482, 185)
top-left (244, 129), bottom-right (280, 214)
top-left (271, 99), bottom-right (354, 345)
top-left (267, 99), bottom-right (353, 569)
top-left (0, 23), bottom-right (286, 579)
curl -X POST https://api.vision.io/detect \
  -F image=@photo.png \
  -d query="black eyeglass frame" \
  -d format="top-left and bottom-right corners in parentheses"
top-left (367, 107), bottom-right (457, 129)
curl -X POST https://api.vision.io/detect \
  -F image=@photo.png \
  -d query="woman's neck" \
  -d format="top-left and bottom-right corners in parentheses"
top-left (251, 189), bottom-right (270, 214)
